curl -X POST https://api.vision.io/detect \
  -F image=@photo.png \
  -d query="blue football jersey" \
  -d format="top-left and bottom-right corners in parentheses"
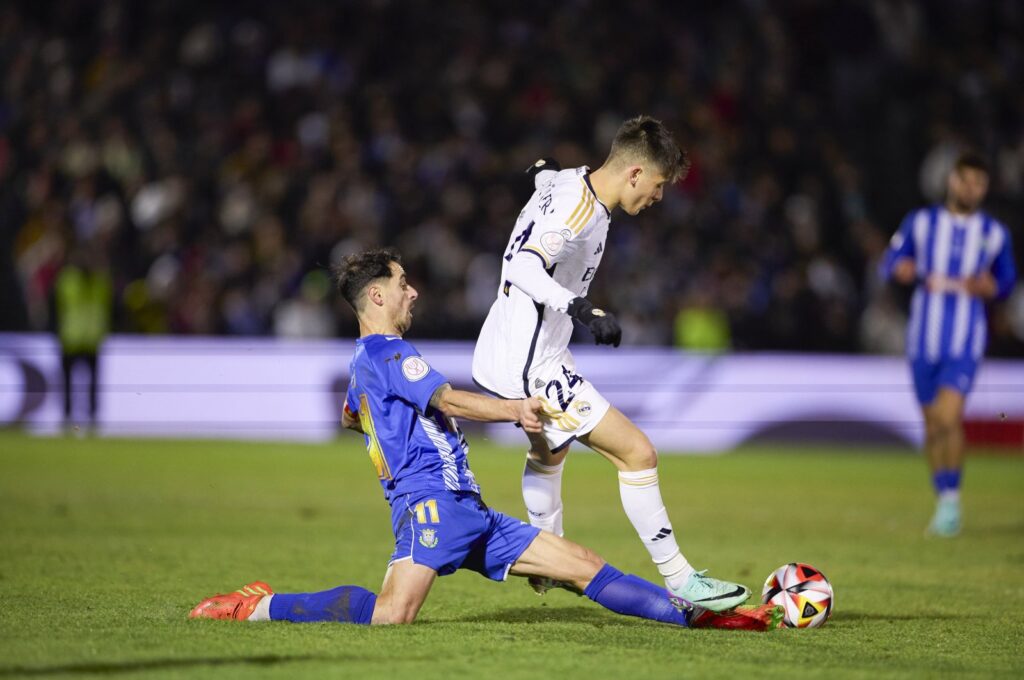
top-left (345, 335), bottom-right (480, 503)
top-left (882, 205), bottom-right (1017, 362)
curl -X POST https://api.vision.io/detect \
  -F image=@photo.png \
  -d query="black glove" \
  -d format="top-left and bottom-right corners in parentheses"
top-left (568, 297), bottom-right (621, 347)
top-left (525, 157), bottom-right (561, 180)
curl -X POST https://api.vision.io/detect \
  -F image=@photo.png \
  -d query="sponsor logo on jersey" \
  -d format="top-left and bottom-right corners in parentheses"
top-left (540, 231), bottom-right (566, 256)
top-left (418, 528), bottom-right (438, 548)
top-left (574, 401), bottom-right (592, 416)
top-left (534, 378), bottom-right (545, 389)
top-left (402, 356), bottom-right (430, 382)
top-left (591, 308), bottom-right (606, 317)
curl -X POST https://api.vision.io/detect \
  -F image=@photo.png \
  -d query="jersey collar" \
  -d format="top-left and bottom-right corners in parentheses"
top-left (583, 172), bottom-right (611, 218)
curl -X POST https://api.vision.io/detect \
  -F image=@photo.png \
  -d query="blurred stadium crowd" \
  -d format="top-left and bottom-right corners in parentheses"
top-left (2, 0), bottom-right (1022, 354)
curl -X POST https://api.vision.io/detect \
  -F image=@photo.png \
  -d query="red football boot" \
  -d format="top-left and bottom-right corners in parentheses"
top-left (189, 581), bottom-right (273, 621)
top-left (689, 603), bottom-right (785, 632)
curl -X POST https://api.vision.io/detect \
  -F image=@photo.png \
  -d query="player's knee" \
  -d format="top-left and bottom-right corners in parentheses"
top-left (527, 443), bottom-right (565, 466)
top-left (931, 414), bottom-right (960, 438)
top-left (373, 603), bottom-right (419, 625)
top-left (621, 442), bottom-right (658, 470)
top-left (392, 610), bottom-right (418, 625)
top-left (938, 410), bottom-right (962, 433)
top-left (372, 593), bottom-right (422, 625)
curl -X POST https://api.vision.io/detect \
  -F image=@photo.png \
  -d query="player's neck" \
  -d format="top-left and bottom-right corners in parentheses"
top-left (358, 317), bottom-right (402, 338)
top-left (588, 167), bottom-right (620, 212)
top-left (944, 200), bottom-right (978, 217)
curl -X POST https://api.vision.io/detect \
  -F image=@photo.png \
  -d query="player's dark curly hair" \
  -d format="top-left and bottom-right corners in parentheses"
top-left (954, 150), bottom-right (989, 175)
top-left (334, 248), bottom-right (402, 312)
top-left (607, 115), bottom-right (690, 183)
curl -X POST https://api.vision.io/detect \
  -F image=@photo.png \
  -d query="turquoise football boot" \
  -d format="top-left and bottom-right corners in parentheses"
top-left (927, 497), bottom-right (961, 537)
top-left (669, 570), bottom-right (750, 612)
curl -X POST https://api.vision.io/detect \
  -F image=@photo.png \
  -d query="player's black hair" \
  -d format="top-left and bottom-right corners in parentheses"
top-left (607, 115), bottom-right (690, 183)
top-left (334, 248), bottom-right (402, 312)
top-left (953, 150), bottom-right (989, 175)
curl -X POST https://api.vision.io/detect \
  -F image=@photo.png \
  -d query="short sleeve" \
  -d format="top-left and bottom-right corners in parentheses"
top-left (344, 374), bottom-right (359, 416)
top-left (379, 339), bottom-right (449, 413)
top-left (881, 209), bottom-right (921, 279)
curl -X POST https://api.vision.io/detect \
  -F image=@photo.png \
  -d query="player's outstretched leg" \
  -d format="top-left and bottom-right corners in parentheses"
top-left (189, 561), bottom-right (437, 624)
top-left (509, 531), bottom-right (780, 632)
top-left (580, 407), bottom-right (750, 611)
top-left (522, 433), bottom-right (579, 595)
top-left (522, 434), bottom-right (567, 537)
top-left (189, 581), bottom-right (275, 621)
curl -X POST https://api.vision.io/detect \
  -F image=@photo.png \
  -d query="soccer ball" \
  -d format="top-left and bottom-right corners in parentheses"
top-left (761, 563), bottom-right (833, 628)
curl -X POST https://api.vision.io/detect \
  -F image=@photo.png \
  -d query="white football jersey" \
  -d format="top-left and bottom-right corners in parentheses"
top-left (473, 167), bottom-right (610, 397)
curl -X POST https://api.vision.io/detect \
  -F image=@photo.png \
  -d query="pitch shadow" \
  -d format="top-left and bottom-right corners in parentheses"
top-left (832, 611), bottom-right (972, 623)
top-left (0, 654), bottom-right (333, 677)
top-left (962, 523), bottom-right (1024, 537)
top-left (452, 605), bottom-right (610, 625)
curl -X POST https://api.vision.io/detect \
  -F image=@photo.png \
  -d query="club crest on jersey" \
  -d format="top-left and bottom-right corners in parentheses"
top-left (402, 356), bottom-right (430, 382)
top-left (540, 231), bottom-right (566, 256)
top-left (574, 401), bottom-right (592, 416)
top-left (418, 528), bottom-right (438, 548)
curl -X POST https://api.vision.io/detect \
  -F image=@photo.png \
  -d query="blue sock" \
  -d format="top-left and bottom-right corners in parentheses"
top-left (584, 563), bottom-right (689, 627)
top-left (269, 586), bottom-right (376, 624)
top-left (932, 470), bottom-right (946, 495)
top-left (946, 469), bottom-right (962, 492)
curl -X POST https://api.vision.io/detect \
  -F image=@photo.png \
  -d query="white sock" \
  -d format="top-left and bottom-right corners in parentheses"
top-left (618, 467), bottom-right (695, 590)
top-left (247, 594), bottom-right (273, 621)
top-left (939, 489), bottom-right (960, 503)
top-left (522, 456), bottom-right (565, 536)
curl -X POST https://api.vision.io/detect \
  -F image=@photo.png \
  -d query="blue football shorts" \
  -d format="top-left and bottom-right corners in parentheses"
top-left (910, 357), bottom-right (978, 405)
top-left (388, 491), bottom-right (541, 581)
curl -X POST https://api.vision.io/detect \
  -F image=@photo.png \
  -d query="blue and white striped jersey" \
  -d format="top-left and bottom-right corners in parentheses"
top-left (345, 335), bottom-right (479, 504)
top-left (882, 205), bottom-right (1017, 362)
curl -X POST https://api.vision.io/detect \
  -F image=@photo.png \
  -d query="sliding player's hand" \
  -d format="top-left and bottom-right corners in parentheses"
top-left (518, 396), bottom-right (544, 434)
top-left (568, 297), bottom-right (622, 347)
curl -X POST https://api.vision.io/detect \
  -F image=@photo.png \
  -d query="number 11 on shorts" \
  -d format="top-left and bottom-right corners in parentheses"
top-left (414, 499), bottom-right (440, 524)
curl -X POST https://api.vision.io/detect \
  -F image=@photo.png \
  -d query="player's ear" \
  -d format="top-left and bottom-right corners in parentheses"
top-left (366, 283), bottom-right (385, 307)
top-left (628, 165), bottom-right (643, 187)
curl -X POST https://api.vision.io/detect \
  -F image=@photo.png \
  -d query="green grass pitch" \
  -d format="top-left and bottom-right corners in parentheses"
top-left (1, 430), bottom-right (1022, 679)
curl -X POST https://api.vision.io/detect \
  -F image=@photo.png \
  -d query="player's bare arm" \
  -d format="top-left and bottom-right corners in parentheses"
top-left (962, 272), bottom-right (999, 298)
top-left (891, 258), bottom-right (917, 285)
top-left (429, 383), bottom-right (544, 433)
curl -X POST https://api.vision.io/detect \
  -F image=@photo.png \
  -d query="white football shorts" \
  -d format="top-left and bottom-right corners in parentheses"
top-left (526, 360), bottom-right (611, 452)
